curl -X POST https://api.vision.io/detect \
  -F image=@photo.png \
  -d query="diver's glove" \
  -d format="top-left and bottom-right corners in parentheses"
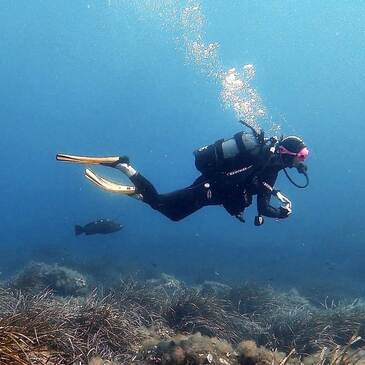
top-left (273, 190), bottom-right (292, 218)
top-left (278, 206), bottom-right (291, 218)
top-left (254, 215), bottom-right (264, 226)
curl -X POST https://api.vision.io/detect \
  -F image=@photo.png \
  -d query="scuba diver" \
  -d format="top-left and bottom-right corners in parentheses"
top-left (56, 121), bottom-right (309, 226)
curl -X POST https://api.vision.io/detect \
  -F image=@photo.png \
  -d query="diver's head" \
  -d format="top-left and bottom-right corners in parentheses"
top-left (278, 136), bottom-right (309, 168)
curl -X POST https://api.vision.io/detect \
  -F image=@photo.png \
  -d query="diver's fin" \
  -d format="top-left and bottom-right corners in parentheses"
top-left (84, 168), bottom-right (136, 195)
top-left (56, 153), bottom-right (121, 165)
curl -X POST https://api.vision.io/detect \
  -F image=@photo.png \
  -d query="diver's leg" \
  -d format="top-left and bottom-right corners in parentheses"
top-left (131, 174), bottom-right (215, 221)
top-left (113, 161), bottom-right (163, 204)
top-left (126, 168), bottom-right (213, 221)
top-left (112, 160), bottom-right (215, 221)
top-left (153, 185), bottom-right (211, 221)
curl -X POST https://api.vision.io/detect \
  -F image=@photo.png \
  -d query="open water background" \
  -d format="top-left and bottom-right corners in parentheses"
top-left (1, 1), bottom-right (365, 299)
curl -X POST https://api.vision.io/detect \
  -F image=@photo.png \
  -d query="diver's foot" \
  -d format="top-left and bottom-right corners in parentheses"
top-left (113, 159), bottom-right (137, 178)
top-left (101, 156), bottom-right (136, 176)
top-left (132, 193), bottom-right (144, 201)
top-left (117, 155), bottom-right (130, 165)
top-left (101, 155), bottom-right (130, 167)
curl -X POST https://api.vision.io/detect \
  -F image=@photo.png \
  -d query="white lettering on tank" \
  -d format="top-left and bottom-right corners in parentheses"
top-left (198, 145), bottom-right (208, 151)
top-left (226, 165), bottom-right (253, 176)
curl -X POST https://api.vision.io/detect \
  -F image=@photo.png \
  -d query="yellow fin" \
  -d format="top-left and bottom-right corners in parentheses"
top-left (56, 153), bottom-right (120, 165)
top-left (84, 168), bottom-right (136, 195)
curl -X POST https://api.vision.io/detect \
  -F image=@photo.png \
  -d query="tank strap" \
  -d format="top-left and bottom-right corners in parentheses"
top-left (213, 138), bottom-right (225, 170)
top-left (233, 132), bottom-right (247, 155)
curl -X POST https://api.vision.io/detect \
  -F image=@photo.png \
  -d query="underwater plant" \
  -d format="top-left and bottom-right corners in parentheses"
top-left (54, 291), bottom-right (147, 362)
top-left (227, 283), bottom-right (365, 355)
top-left (162, 287), bottom-right (264, 344)
top-left (0, 288), bottom-right (64, 364)
top-left (139, 332), bottom-right (236, 365)
top-left (0, 287), bottom-right (147, 364)
top-left (1, 275), bottom-right (365, 364)
top-left (199, 280), bottom-right (233, 299)
top-left (304, 300), bottom-right (365, 352)
top-left (11, 261), bottom-right (89, 296)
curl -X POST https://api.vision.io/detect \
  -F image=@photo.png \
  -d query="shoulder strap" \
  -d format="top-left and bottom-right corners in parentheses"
top-left (233, 132), bottom-right (247, 155)
top-left (213, 139), bottom-right (225, 171)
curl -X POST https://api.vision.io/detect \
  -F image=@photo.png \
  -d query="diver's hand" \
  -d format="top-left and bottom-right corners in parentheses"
top-left (278, 206), bottom-right (291, 218)
top-left (296, 162), bottom-right (308, 174)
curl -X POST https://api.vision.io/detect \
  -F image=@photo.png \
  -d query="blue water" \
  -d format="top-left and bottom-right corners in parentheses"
top-left (1, 1), bottom-right (365, 298)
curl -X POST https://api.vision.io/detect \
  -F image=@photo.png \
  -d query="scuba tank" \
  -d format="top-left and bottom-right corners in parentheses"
top-left (193, 122), bottom-right (268, 177)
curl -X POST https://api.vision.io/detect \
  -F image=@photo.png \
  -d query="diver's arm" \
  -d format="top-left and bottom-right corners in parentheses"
top-left (257, 171), bottom-right (289, 219)
top-left (257, 193), bottom-right (289, 218)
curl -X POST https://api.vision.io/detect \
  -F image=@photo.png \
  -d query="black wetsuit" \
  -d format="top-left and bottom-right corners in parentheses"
top-left (129, 155), bottom-right (288, 222)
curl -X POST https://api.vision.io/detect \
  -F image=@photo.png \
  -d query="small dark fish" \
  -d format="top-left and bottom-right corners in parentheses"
top-left (75, 219), bottom-right (123, 236)
top-left (325, 261), bottom-right (335, 271)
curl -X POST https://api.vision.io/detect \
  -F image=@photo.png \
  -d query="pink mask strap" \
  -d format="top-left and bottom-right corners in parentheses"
top-left (279, 146), bottom-right (297, 156)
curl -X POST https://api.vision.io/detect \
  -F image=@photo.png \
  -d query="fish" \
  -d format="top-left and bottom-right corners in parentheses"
top-left (75, 219), bottom-right (123, 236)
top-left (325, 261), bottom-right (335, 271)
